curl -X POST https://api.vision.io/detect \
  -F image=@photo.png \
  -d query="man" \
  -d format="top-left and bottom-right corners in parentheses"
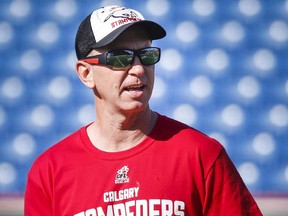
top-left (25, 5), bottom-right (262, 216)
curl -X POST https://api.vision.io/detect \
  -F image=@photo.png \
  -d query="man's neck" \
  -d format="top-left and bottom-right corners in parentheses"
top-left (87, 108), bottom-right (157, 152)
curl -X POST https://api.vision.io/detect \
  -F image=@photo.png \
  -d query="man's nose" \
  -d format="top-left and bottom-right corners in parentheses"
top-left (128, 56), bottom-right (145, 76)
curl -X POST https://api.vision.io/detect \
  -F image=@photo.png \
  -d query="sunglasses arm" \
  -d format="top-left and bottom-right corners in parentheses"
top-left (82, 58), bottom-right (99, 64)
top-left (81, 54), bottom-right (106, 65)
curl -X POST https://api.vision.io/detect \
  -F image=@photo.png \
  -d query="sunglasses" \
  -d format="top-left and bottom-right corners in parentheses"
top-left (82, 47), bottom-right (161, 69)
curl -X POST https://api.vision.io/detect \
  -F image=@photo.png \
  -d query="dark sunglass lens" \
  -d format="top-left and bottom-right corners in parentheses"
top-left (139, 48), bottom-right (160, 65)
top-left (106, 50), bottom-right (134, 68)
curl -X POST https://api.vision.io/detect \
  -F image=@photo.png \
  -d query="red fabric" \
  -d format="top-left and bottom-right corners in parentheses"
top-left (25, 114), bottom-right (262, 215)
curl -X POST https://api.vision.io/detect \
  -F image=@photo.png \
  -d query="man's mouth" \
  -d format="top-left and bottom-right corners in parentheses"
top-left (125, 85), bottom-right (145, 92)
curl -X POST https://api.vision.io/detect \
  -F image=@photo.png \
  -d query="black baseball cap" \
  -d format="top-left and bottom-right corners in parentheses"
top-left (75, 5), bottom-right (166, 60)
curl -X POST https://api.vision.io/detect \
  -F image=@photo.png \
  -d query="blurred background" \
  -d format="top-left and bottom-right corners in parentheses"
top-left (0, 0), bottom-right (287, 215)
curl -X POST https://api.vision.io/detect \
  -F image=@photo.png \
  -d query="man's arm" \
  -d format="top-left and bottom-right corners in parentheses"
top-left (203, 149), bottom-right (262, 215)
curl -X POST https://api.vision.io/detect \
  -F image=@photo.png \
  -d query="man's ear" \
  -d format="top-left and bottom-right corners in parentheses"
top-left (75, 61), bottom-right (95, 89)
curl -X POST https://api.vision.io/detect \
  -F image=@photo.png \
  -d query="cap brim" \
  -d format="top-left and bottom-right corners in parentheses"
top-left (92, 20), bottom-right (166, 48)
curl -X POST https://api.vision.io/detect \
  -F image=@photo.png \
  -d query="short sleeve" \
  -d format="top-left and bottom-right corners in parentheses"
top-left (24, 160), bottom-right (53, 216)
top-left (203, 149), bottom-right (262, 216)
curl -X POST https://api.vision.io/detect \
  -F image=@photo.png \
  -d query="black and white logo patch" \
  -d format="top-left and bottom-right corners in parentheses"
top-left (115, 166), bottom-right (130, 184)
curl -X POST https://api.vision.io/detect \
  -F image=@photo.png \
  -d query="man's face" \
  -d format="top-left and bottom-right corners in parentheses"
top-left (90, 27), bottom-right (155, 114)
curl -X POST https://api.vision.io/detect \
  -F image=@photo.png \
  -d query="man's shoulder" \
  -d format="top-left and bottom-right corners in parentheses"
top-left (156, 114), bottom-right (224, 154)
top-left (46, 127), bottom-right (84, 154)
top-left (29, 126), bottom-right (86, 171)
top-left (157, 114), bottom-right (222, 144)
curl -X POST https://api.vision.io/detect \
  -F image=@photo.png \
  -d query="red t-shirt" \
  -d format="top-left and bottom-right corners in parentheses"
top-left (25, 114), bottom-right (262, 216)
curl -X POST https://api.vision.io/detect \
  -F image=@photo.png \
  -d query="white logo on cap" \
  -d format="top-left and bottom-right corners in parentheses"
top-left (103, 7), bottom-right (140, 22)
top-left (90, 5), bottom-right (145, 43)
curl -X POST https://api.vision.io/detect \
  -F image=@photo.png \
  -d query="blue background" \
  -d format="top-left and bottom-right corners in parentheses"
top-left (0, 0), bottom-right (287, 196)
